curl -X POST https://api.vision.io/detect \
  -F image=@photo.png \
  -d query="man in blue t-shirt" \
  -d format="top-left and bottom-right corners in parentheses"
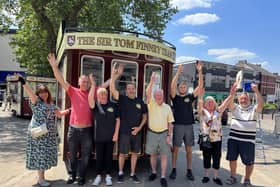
top-left (169, 61), bottom-right (203, 181)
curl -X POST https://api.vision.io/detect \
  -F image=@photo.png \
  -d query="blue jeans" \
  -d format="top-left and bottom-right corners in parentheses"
top-left (67, 126), bottom-right (92, 178)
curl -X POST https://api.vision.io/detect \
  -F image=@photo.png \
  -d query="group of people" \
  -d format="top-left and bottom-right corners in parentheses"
top-left (20, 53), bottom-right (264, 187)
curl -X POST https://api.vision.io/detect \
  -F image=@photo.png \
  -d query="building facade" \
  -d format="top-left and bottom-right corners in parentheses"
top-left (236, 60), bottom-right (276, 102)
top-left (175, 60), bottom-right (261, 103)
top-left (0, 29), bottom-right (26, 89)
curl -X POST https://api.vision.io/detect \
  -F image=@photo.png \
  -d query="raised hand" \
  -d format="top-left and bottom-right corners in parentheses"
top-left (196, 60), bottom-right (203, 73)
top-left (251, 83), bottom-right (258, 92)
top-left (89, 73), bottom-right (96, 87)
top-left (177, 64), bottom-right (184, 75)
top-left (47, 53), bottom-right (58, 68)
top-left (150, 72), bottom-right (157, 83)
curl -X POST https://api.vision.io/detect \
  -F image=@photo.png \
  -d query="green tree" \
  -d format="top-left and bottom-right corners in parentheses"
top-left (1, 0), bottom-right (177, 76)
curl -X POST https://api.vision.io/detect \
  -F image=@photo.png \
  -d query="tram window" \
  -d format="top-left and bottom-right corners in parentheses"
top-left (143, 64), bottom-right (162, 102)
top-left (81, 56), bottom-right (104, 86)
top-left (111, 60), bottom-right (138, 96)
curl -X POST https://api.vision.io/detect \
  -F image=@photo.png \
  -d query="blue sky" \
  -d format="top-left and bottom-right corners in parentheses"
top-left (165, 0), bottom-right (280, 73)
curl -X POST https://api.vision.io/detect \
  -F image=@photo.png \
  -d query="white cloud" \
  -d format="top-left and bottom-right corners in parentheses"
top-left (171, 0), bottom-right (213, 10)
top-left (208, 48), bottom-right (257, 61)
top-left (176, 56), bottom-right (199, 63)
top-left (177, 13), bottom-right (220, 25)
top-left (180, 33), bottom-right (208, 45)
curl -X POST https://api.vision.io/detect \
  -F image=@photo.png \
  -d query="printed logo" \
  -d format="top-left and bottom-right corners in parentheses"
top-left (184, 98), bottom-right (190, 103)
top-left (107, 107), bottom-right (114, 112)
top-left (136, 104), bottom-right (141, 109)
top-left (67, 35), bottom-right (75, 46)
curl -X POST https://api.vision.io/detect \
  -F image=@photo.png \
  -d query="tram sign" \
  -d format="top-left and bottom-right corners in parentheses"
top-left (57, 32), bottom-right (176, 63)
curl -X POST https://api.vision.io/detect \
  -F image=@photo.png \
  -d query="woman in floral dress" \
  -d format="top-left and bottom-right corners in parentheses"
top-left (18, 75), bottom-right (69, 187)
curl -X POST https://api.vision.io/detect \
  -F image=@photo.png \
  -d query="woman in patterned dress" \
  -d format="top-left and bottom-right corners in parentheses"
top-left (17, 75), bottom-right (69, 187)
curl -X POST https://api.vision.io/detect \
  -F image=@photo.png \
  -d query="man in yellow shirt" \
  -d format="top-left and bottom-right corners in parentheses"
top-left (145, 72), bottom-right (174, 187)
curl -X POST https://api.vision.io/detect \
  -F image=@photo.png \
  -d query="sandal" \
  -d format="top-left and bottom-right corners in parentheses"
top-left (225, 176), bottom-right (237, 185)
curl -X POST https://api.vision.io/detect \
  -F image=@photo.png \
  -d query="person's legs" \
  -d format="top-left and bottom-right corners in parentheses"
top-left (79, 128), bottom-right (93, 182)
top-left (239, 141), bottom-right (255, 184)
top-left (160, 154), bottom-right (168, 178)
top-left (212, 141), bottom-right (223, 185)
top-left (245, 164), bottom-right (254, 181)
top-left (95, 142), bottom-right (105, 175)
top-left (37, 170), bottom-right (45, 182)
top-left (37, 170), bottom-right (50, 186)
top-left (226, 139), bottom-right (239, 179)
top-left (202, 148), bottom-right (211, 177)
top-left (67, 127), bottom-right (79, 183)
top-left (185, 146), bottom-right (193, 169)
top-left (118, 134), bottom-right (129, 175)
top-left (150, 154), bottom-right (157, 174)
top-left (130, 134), bottom-right (141, 176)
top-left (171, 146), bottom-right (179, 168)
top-left (105, 141), bottom-right (114, 175)
top-left (130, 152), bottom-right (138, 175)
top-left (92, 142), bottom-right (103, 186)
top-left (212, 141), bottom-right (222, 178)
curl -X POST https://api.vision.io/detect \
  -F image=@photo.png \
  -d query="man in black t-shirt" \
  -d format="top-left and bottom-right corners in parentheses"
top-left (169, 62), bottom-right (203, 181)
top-left (110, 64), bottom-right (147, 184)
top-left (88, 75), bottom-right (120, 186)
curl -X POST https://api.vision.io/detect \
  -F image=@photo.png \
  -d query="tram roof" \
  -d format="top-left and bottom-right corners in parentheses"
top-left (56, 23), bottom-right (176, 63)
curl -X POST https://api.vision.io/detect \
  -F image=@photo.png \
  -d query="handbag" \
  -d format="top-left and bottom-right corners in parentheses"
top-left (198, 134), bottom-right (212, 150)
top-left (30, 122), bottom-right (48, 138)
top-left (30, 109), bottom-right (50, 138)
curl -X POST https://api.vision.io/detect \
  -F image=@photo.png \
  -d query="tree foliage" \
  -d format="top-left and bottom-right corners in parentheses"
top-left (1, 0), bottom-right (177, 76)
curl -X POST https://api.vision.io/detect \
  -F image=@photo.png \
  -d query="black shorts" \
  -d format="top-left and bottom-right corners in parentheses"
top-left (118, 133), bottom-right (141, 154)
top-left (226, 139), bottom-right (255, 165)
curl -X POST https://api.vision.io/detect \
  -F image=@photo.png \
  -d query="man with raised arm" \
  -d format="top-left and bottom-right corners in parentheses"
top-left (169, 61), bottom-right (203, 181)
top-left (110, 64), bottom-right (147, 184)
top-left (47, 53), bottom-right (109, 186)
top-left (225, 83), bottom-right (264, 187)
top-left (146, 72), bottom-right (174, 187)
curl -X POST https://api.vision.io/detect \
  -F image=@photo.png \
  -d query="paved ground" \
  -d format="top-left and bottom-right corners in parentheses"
top-left (0, 105), bottom-right (280, 187)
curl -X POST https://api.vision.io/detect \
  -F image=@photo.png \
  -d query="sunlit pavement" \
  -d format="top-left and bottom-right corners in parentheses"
top-left (1, 106), bottom-right (280, 187)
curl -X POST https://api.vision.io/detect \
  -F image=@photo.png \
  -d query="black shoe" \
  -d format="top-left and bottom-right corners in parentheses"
top-left (130, 175), bottom-right (141, 184)
top-left (213, 177), bottom-right (223, 186)
top-left (202, 177), bottom-right (210, 183)
top-left (186, 169), bottom-right (195, 181)
top-left (117, 174), bottom-right (124, 183)
top-left (169, 168), bottom-right (177, 180)
top-left (148, 173), bottom-right (157, 181)
top-left (66, 176), bottom-right (76, 184)
top-left (160, 178), bottom-right (168, 187)
top-left (77, 177), bottom-right (85, 185)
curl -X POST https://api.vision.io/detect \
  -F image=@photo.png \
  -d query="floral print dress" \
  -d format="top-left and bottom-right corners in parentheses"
top-left (26, 98), bottom-right (58, 170)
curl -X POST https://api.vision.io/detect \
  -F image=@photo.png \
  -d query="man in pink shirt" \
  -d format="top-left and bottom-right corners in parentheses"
top-left (48, 53), bottom-right (102, 185)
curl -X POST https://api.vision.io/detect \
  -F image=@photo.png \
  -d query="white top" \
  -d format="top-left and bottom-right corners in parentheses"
top-left (229, 104), bottom-right (258, 143)
top-left (200, 109), bottom-right (222, 142)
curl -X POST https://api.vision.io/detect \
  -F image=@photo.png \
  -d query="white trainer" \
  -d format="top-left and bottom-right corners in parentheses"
top-left (105, 175), bottom-right (113, 186)
top-left (92, 175), bottom-right (102, 186)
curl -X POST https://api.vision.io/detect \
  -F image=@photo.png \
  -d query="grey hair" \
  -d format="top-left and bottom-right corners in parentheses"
top-left (153, 88), bottom-right (163, 97)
